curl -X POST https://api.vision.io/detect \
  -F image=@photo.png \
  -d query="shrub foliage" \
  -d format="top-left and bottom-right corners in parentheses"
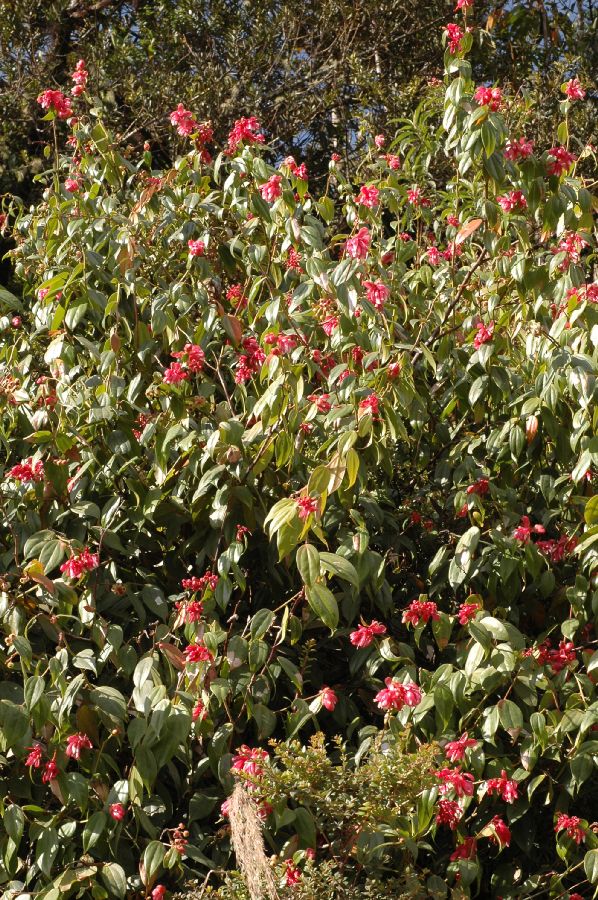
top-left (0, 16), bottom-right (597, 900)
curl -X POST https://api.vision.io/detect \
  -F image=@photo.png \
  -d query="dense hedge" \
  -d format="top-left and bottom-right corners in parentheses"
top-left (0, 14), bottom-right (597, 900)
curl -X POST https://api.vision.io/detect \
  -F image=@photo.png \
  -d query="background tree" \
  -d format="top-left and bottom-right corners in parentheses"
top-left (0, 0), bottom-right (595, 203)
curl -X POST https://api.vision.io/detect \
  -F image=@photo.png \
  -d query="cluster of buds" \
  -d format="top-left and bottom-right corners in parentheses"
top-left (71, 59), bottom-right (88, 97)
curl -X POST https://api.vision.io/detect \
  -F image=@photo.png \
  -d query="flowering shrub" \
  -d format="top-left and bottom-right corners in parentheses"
top-left (0, 21), bottom-right (597, 900)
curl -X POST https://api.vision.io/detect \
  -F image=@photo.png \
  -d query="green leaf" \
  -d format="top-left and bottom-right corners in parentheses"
top-left (101, 862), bottom-right (127, 898)
top-left (318, 551), bottom-right (359, 587)
top-left (584, 849), bottom-right (598, 884)
top-left (37, 827), bottom-right (59, 877)
top-left (83, 811), bottom-right (107, 852)
top-left (296, 544), bottom-right (321, 587)
top-left (142, 841), bottom-right (166, 888)
top-left (584, 495), bottom-right (598, 526)
top-left (305, 583), bottom-right (339, 632)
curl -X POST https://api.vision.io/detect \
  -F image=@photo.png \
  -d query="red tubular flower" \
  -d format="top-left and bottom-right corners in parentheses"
top-left (450, 836), bottom-right (477, 860)
top-left (374, 677), bottom-right (422, 711)
top-left (504, 136), bottom-right (534, 161)
top-left (151, 887), bottom-right (167, 900)
top-left (485, 770), bottom-right (519, 803)
top-left (496, 190), bottom-right (527, 212)
top-left (25, 745), bottom-right (43, 768)
top-left (349, 621), bottom-right (387, 648)
top-left (227, 116), bottom-right (264, 152)
top-left (319, 687), bottom-right (338, 711)
top-left (473, 321), bottom-right (494, 349)
top-left (435, 798), bottom-right (462, 829)
top-left (192, 700), bottom-right (207, 721)
top-left (474, 85), bottom-right (503, 111)
top-left (363, 280), bottom-right (390, 310)
top-left (65, 732), bottom-right (93, 760)
top-left (513, 516), bottom-right (545, 543)
top-left (42, 754), bottom-right (60, 784)
top-left (231, 745), bottom-right (268, 777)
top-left (356, 184), bottom-right (380, 208)
top-left (296, 495), bottom-right (318, 520)
top-left (6, 458), bottom-right (44, 483)
top-left (60, 549), bottom-right (99, 579)
top-left (184, 642), bottom-right (213, 664)
top-left (170, 104), bottom-right (198, 136)
top-left (444, 23), bottom-right (465, 54)
top-left (547, 146), bottom-right (577, 177)
top-left (37, 89), bottom-right (73, 119)
top-left (457, 601), bottom-right (479, 626)
top-left (402, 598), bottom-right (439, 627)
top-left (109, 803), bottom-right (126, 821)
top-left (564, 77), bottom-right (585, 100)
top-left (487, 815), bottom-right (511, 846)
top-left (163, 362), bottom-right (189, 384)
top-left (285, 859), bottom-right (302, 886)
top-left (466, 478), bottom-right (489, 496)
top-left (444, 733), bottom-right (477, 762)
top-left (345, 227), bottom-right (371, 260)
top-left (259, 174), bottom-right (283, 202)
top-left (436, 766), bottom-right (475, 797)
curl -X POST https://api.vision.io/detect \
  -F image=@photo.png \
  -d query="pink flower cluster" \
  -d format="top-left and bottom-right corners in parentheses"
top-left (282, 156), bottom-right (308, 180)
top-left (474, 85), bottom-right (503, 111)
top-left (552, 231), bottom-right (588, 270)
top-left (436, 767), bottom-right (474, 797)
top-left (227, 283), bottom-right (248, 310)
top-left (457, 600), bottom-right (480, 626)
top-left (71, 59), bottom-right (88, 97)
top-left (182, 573), bottom-right (219, 592)
top-left (374, 677), bottom-right (422, 711)
top-left (183, 641), bottom-right (213, 664)
top-left (65, 732), bottom-right (93, 760)
top-left (555, 813), bottom-right (585, 843)
top-left (356, 185), bottom-right (380, 208)
top-left (188, 239), bottom-right (206, 257)
top-left (473, 321), bottom-right (494, 349)
top-left (407, 187), bottom-right (430, 207)
top-left (485, 769), bottom-right (519, 803)
top-left (296, 496), bottom-right (319, 520)
top-left (504, 136), bottom-right (534, 161)
top-left (402, 598), bottom-right (439, 627)
top-left (227, 117), bottom-right (264, 153)
top-left (259, 174), bottom-right (282, 202)
top-left (563, 77), bottom-right (585, 101)
top-left (231, 745), bottom-right (268, 777)
top-left (547, 146), bottom-right (577, 177)
top-left (169, 343), bottom-right (205, 377)
top-left (363, 280), bottom-right (390, 310)
top-left (496, 190), bottom-right (527, 212)
top-left (445, 23), bottom-right (465, 54)
top-left (235, 336), bottom-right (266, 383)
top-left (170, 104), bottom-right (198, 137)
top-left (37, 90), bottom-right (72, 119)
top-left (536, 534), bottom-right (577, 563)
top-left (345, 227), bottom-right (371, 260)
top-left (444, 732), bottom-right (477, 762)
top-left (60, 548), bottom-right (99, 579)
top-left (513, 515), bottom-right (545, 543)
top-left (350, 620), bottom-right (387, 648)
top-left (6, 458), bottom-right (44, 483)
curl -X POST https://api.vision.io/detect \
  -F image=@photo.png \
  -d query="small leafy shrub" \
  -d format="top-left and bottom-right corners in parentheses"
top-left (0, 8), bottom-right (597, 899)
